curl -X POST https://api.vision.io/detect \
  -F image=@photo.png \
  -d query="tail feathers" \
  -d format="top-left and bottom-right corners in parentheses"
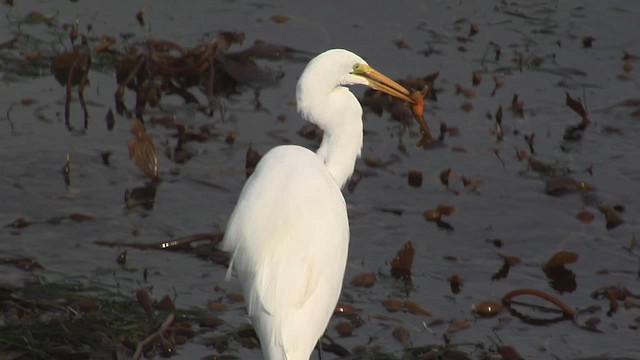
top-left (252, 314), bottom-right (286, 360)
top-left (224, 252), bottom-right (235, 281)
top-left (251, 311), bottom-right (322, 360)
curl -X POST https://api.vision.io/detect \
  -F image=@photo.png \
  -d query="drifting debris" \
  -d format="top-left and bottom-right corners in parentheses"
top-left (454, 84), bottom-right (476, 98)
top-left (511, 93), bottom-right (524, 117)
top-left (472, 300), bottom-right (504, 318)
top-left (393, 39), bottom-right (411, 50)
top-left (335, 321), bottom-right (353, 337)
top-left (492, 253), bottom-right (521, 281)
top-left (582, 36), bottom-right (595, 48)
top-left (135, 289), bottom-right (155, 318)
top-left (62, 152), bottom-right (71, 186)
top-left (390, 240), bottom-right (415, 282)
top-left (392, 326), bottom-right (411, 345)
top-left (128, 119), bottom-right (159, 180)
top-left (545, 176), bottom-right (595, 196)
top-left (423, 204), bottom-right (456, 231)
top-left (576, 210), bottom-right (595, 224)
top-left (598, 203), bottom-right (625, 229)
top-left (472, 71), bottom-right (482, 86)
top-left (0, 256), bottom-right (43, 271)
top-left (116, 250), bottom-right (127, 265)
top-left (564, 92), bottom-right (591, 140)
top-left (225, 130), bottom-right (237, 144)
top-left (135, 9), bottom-right (145, 26)
top-left (444, 319), bottom-right (470, 341)
top-left (382, 299), bottom-right (432, 317)
top-left (270, 15), bottom-right (290, 24)
top-left (490, 74), bottom-right (503, 97)
top-left (105, 107), bottom-right (115, 130)
top-left (350, 272), bottom-right (377, 288)
top-left (502, 288), bottom-right (576, 321)
top-left (448, 274), bottom-right (463, 294)
top-left (543, 251), bottom-right (579, 293)
top-left (52, 43), bottom-right (91, 130)
top-left (407, 170), bottom-right (423, 187)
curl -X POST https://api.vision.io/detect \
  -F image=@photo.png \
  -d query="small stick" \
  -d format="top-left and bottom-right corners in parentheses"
top-left (502, 288), bottom-right (575, 321)
top-left (132, 313), bottom-right (175, 360)
top-left (78, 52), bottom-right (91, 129)
top-left (116, 55), bottom-right (146, 104)
top-left (94, 233), bottom-right (222, 250)
top-left (6, 103), bottom-right (15, 132)
top-left (65, 51), bottom-right (81, 129)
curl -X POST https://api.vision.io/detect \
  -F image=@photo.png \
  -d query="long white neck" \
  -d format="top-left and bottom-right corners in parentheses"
top-left (298, 85), bottom-right (363, 189)
top-left (315, 112), bottom-right (363, 188)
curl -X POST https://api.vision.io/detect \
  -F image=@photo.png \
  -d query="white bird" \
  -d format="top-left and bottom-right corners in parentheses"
top-left (221, 49), bottom-right (413, 360)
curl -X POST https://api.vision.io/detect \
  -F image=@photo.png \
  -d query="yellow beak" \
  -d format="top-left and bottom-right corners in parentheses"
top-left (352, 64), bottom-right (414, 103)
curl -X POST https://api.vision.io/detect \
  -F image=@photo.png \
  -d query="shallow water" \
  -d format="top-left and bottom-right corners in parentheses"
top-left (1, 0), bottom-right (639, 359)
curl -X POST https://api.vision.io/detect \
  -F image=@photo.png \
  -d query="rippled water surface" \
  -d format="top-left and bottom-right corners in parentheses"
top-left (1, 0), bottom-right (639, 359)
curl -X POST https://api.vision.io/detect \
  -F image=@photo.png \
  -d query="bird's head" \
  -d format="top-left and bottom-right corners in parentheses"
top-left (296, 49), bottom-right (414, 124)
top-left (298, 49), bottom-right (413, 101)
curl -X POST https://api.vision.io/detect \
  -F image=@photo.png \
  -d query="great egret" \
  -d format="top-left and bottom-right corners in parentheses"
top-left (222, 49), bottom-right (413, 360)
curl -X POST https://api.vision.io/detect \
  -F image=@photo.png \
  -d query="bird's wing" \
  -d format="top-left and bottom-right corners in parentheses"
top-left (222, 145), bottom-right (349, 317)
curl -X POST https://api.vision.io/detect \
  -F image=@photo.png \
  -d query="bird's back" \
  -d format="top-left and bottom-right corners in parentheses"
top-left (222, 144), bottom-right (350, 360)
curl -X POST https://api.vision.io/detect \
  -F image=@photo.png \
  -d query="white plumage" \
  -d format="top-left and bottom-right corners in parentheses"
top-left (222, 49), bottom-right (413, 360)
